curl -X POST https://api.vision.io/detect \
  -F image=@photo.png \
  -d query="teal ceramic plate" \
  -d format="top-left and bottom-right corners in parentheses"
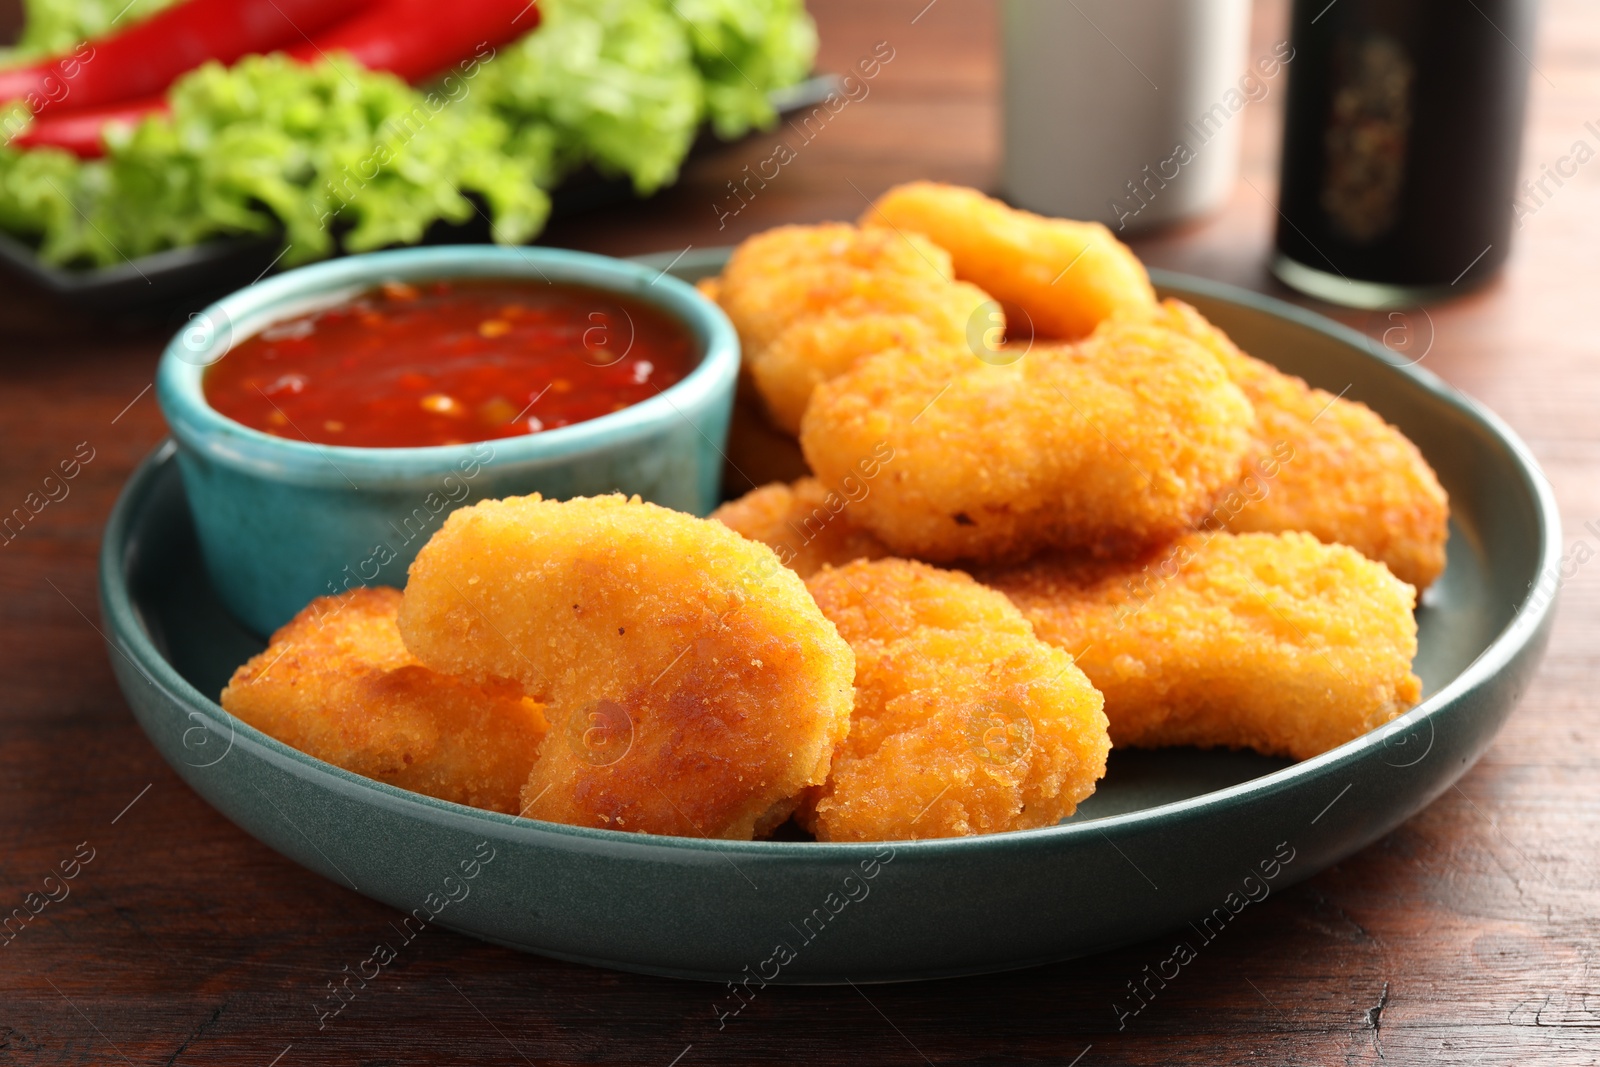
top-left (99, 253), bottom-right (1559, 983)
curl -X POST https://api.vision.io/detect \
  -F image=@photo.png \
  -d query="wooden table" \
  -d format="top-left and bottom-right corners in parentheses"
top-left (4, 1), bottom-right (1597, 1063)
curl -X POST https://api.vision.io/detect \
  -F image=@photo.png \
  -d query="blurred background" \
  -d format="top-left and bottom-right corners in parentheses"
top-left (0, 0), bottom-right (1582, 328)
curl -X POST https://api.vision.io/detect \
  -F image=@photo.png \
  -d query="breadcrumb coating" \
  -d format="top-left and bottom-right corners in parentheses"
top-left (716, 223), bottom-right (953, 351)
top-left (221, 588), bottom-right (547, 814)
top-left (804, 560), bottom-right (1109, 841)
top-left (711, 477), bottom-right (893, 578)
top-left (396, 494), bottom-right (855, 840)
top-left (981, 531), bottom-right (1422, 760)
top-left (862, 181), bottom-right (1158, 340)
top-left (712, 223), bottom-right (997, 434)
top-left (754, 307), bottom-right (963, 434)
top-left (1120, 300), bottom-right (1449, 589)
top-left (799, 318), bottom-right (1254, 563)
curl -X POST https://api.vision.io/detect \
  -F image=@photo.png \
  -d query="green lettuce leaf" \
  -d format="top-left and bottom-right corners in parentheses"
top-left (0, 0), bottom-right (817, 270)
top-left (473, 0), bottom-right (704, 196)
top-left (0, 54), bottom-right (554, 266)
top-left (670, 0), bottom-right (818, 139)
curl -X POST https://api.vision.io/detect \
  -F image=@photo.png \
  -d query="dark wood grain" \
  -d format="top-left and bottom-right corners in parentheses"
top-left (4, 1), bottom-right (1598, 1063)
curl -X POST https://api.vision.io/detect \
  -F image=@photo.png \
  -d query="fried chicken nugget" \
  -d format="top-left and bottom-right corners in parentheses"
top-left (711, 477), bottom-right (893, 578)
top-left (716, 223), bottom-right (957, 353)
top-left (755, 308), bottom-right (955, 435)
top-left (221, 588), bottom-right (548, 814)
top-left (396, 494), bottom-right (856, 840)
top-left (981, 531), bottom-right (1422, 761)
top-left (862, 181), bottom-right (1158, 340)
top-left (1119, 300), bottom-right (1449, 589)
top-left (713, 223), bottom-right (997, 433)
top-left (799, 318), bottom-right (1254, 563)
top-left (803, 560), bottom-right (1109, 841)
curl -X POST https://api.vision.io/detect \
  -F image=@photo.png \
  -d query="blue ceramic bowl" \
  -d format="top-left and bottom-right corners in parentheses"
top-left (156, 245), bottom-right (739, 637)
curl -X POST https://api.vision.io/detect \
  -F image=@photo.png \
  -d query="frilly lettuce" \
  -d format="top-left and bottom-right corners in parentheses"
top-left (473, 0), bottom-right (701, 197)
top-left (0, 54), bottom-right (553, 266)
top-left (670, 0), bottom-right (818, 138)
top-left (0, 0), bottom-right (817, 269)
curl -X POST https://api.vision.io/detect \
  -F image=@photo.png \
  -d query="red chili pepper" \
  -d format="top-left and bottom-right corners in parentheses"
top-left (14, 0), bottom-right (541, 158)
top-left (0, 0), bottom-right (374, 118)
top-left (285, 0), bottom-right (540, 84)
top-left (10, 97), bottom-right (168, 156)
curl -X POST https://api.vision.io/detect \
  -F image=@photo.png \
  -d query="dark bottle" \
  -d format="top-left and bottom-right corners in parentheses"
top-left (1273, 0), bottom-right (1537, 307)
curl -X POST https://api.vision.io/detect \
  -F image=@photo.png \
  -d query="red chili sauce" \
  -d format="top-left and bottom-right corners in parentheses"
top-left (204, 279), bottom-right (697, 448)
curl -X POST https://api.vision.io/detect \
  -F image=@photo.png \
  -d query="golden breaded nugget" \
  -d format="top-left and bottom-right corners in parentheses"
top-left (804, 560), bottom-right (1109, 841)
top-left (221, 588), bottom-right (547, 814)
top-left (722, 221), bottom-right (953, 282)
top-left (1122, 300), bottom-right (1449, 589)
top-left (755, 305), bottom-right (968, 435)
top-left (713, 223), bottom-right (998, 433)
top-left (982, 532), bottom-right (1422, 761)
top-left (397, 495), bottom-right (855, 840)
top-left (799, 319), bottom-right (1254, 563)
top-left (863, 181), bottom-right (1158, 340)
top-left (716, 223), bottom-right (956, 354)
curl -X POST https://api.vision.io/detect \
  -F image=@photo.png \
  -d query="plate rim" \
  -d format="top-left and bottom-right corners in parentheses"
top-left (98, 262), bottom-right (1563, 858)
